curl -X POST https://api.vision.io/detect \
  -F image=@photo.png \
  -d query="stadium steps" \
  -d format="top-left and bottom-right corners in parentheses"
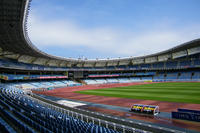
top-left (0, 115), bottom-right (16, 133)
top-left (0, 94), bottom-right (36, 133)
top-left (1, 88), bottom-right (120, 133)
top-left (0, 111), bottom-right (19, 133)
top-left (74, 79), bottom-right (86, 85)
top-left (0, 104), bottom-right (36, 133)
top-left (0, 93), bottom-right (54, 133)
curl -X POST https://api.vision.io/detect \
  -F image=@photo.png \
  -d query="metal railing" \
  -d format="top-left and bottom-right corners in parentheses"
top-left (30, 94), bottom-right (184, 133)
top-left (30, 94), bottom-right (147, 133)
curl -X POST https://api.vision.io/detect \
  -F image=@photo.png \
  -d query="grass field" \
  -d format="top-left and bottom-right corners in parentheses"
top-left (75, 82), bottom-right (200, 104)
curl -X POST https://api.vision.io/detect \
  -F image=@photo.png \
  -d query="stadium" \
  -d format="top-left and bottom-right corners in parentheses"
top-left (0, 0), bottom-right (200, 133)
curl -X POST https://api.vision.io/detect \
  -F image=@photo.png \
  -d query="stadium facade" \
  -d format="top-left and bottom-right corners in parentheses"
top-left (0, 0), bottom-right (200, 133)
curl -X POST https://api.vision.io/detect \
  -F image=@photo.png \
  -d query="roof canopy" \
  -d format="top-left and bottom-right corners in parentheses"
top-left (0, 0), bottom-right (199, 67)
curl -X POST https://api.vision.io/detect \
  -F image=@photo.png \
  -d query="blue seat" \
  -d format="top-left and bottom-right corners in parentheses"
top-left (0, 87), bottom-right (121, 133)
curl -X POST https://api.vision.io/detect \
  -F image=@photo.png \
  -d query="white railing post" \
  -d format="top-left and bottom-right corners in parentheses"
top-left (122, 125), bottom-right (125, 133)
top-left (81, 114), bottom-right (83, 121)
top-left (92, 118), bottom-right (94, 124)
top-left (98, 119), bottom-right (101, 126)
top-left (113, 123), bottom-right (116, 131)
top-left (30, 94), bottom-right (134, 133)
top-left (106, 121), bottom-right (108, 128)
top-left (132, 128), bottom-right (135, 133)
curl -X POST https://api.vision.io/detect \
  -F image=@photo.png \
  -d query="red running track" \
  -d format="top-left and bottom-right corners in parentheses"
top-left (33, 82), bottom-right (200, 132)
top-left (33, 82), bottom-right (200, 112)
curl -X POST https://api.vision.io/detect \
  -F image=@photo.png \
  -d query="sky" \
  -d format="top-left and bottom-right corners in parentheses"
top-left (27, 0), bottom-right (200, 59)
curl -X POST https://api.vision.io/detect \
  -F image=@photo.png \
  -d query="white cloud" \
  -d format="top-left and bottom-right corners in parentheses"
top-left (29, 15), bottom-right (115, 45)
top-left (28, 13), bottom-right (200, 59)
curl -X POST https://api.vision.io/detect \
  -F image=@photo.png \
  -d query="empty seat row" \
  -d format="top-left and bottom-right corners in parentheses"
top-left (0, 87), bottom-right (120, 133)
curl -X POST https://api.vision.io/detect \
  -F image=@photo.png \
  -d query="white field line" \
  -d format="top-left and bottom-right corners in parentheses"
top-left (57, 100), bottom-right (86, 108)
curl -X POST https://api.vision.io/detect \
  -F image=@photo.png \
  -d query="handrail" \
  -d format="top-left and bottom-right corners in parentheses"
top-left (31, 93), bottom-right (183, 133)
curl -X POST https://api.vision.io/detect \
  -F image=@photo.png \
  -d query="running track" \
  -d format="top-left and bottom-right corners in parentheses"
top-left (33, 82), bottom-right (200, 132)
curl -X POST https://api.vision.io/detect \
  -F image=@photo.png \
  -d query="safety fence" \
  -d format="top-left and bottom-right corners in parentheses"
top-left (31, 94), bottom-right (184, 133)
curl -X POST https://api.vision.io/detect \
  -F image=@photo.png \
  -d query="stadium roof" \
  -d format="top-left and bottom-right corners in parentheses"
top-left (0, 0), bottom-right (199, 67)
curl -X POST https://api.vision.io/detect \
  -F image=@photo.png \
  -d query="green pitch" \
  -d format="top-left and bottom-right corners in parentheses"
top-left (75, 82), bottom-right (200, 104)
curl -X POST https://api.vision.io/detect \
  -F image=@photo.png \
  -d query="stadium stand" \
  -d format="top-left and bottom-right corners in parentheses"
top-left (0, 73), bottom-right (68, 81)
top-left (141, 77), bottom-right (152, 81)
top-left (4, 80), bottom-right (81, 91)
top-left (178, 72), bottom-right (192, 81)
top-left (152, 62), bottom-right (164, 69)
top-left (0, 87), bottom-right (121, 133)
top-left (153, 73), bottom-right (165, 82)
top-left (84, 79), bottom-right (98, 85)
top-left (194, 59), bottom-right (200, 66)
top-left (129, 77), bottom-right (141, 82)
top-left (165, 61), bottom-right (178, 69)
top-left (192, 71), bottom-right (200, 81)
top-left (1, 57), bottom-right (200, 71)
top-left (165, 72), bottom-right (178, 81)
top-left (140, 64), bottom-right (151, 69)
top-left (179, 60), bottom-right (192, 68)
top-left (0, 117), bottom-right (16, 133)
top-left (106, 78), bottom-right (119, 83)
top-left (95, 79), bottom-right (108, 84)
top-left (117, 78), bottom-right (131, 83)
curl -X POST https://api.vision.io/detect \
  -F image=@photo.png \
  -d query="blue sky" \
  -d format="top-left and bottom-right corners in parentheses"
top-left (28, 0), bottom-right (200, 59)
